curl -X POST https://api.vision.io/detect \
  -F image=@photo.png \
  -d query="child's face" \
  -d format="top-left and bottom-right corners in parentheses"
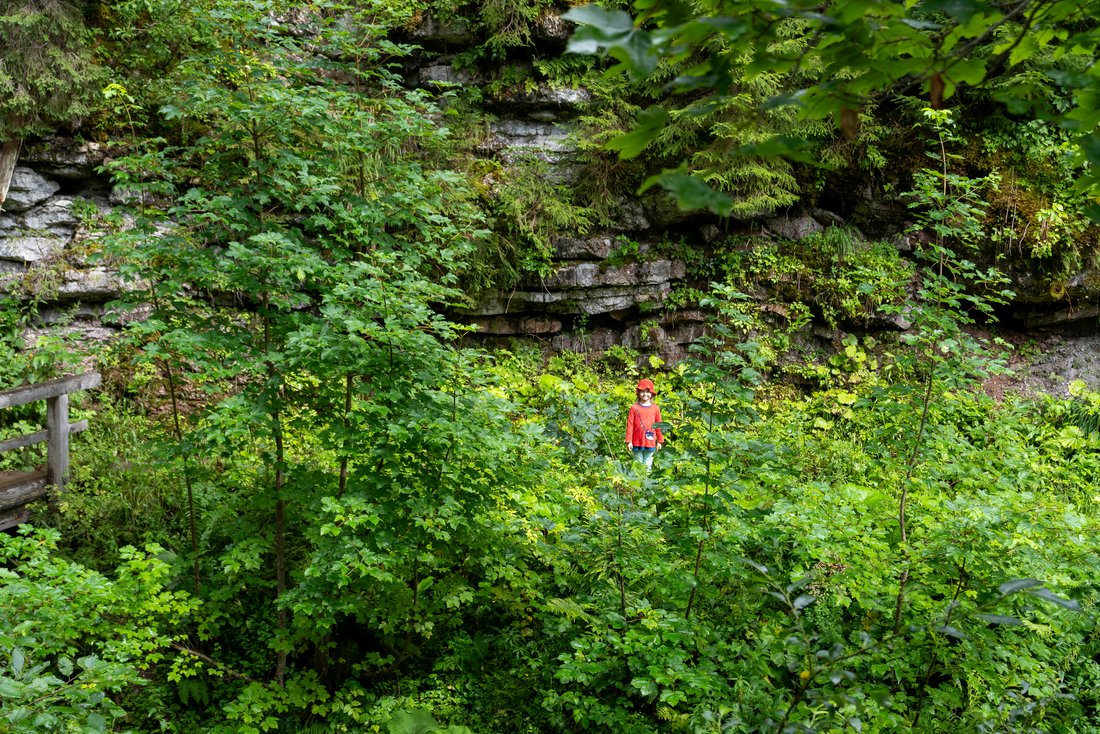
top-left (638, 389), bottom-right (653, 402)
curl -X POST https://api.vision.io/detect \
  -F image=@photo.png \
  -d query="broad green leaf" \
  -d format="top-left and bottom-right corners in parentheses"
top-left (608, 31), bottom-right (658, 77)
top-left (607, 106), bottom-right (668, 159)
top-left (0, 678), bottom-right (23, 697)
top-left (1027, 588), bottom-right (1081, 611)
top-left (388, 708), bottom-right (440, 734)
top-left (947, 58), bottom-right (986, 87)
top-left (87, 712), bottom-right (108, 733)
top-left (999, 578), bottom-right (1042, 595)
top-left (565, 6), bottom-right (656, 76)
top-left (562, 5), bottom-right (635, 36)
top-left (641, 172), bottom-right (733, 215)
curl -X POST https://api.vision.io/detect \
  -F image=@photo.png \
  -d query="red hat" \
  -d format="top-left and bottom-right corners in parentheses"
top-left (636, 379), bottom-right (656, 393)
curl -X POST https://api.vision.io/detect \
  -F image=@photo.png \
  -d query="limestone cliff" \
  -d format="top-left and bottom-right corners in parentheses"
top-left (3, 11), bottom-right (1100, 378)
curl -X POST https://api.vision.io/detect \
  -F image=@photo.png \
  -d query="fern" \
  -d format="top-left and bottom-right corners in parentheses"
top-left (544, 597), bottom-right (597, 624)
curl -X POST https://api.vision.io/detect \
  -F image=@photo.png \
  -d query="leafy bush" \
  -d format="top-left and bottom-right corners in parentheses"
top-left (0, 528), bottom-right (197, 732)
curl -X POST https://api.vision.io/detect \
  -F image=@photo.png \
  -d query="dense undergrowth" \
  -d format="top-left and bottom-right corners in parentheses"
top-left (2, 1), bottom-right (1100, 732)
top-left (2, 327), bottom-right (1099, 733)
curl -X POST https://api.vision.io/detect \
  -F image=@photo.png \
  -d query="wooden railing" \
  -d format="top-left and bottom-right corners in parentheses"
top-left (0, 371), bottom-right (101, 530)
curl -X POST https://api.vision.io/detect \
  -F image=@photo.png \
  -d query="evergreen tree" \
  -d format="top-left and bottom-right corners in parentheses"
top-left (0, 0), bottom-right (101, 203)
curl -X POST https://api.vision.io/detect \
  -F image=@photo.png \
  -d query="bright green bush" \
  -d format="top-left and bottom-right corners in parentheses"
top-left (0, 528), bottom-right (197, 732)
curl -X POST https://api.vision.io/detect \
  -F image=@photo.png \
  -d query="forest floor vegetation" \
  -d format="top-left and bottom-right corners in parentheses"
top-left (1, 328), bottom-right (1097, 733)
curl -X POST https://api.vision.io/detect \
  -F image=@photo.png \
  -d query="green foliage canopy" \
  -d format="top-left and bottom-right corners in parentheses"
top-left (565, 0), bottom-right (1100, 215)
top-left (0, 0), bottom-right (100, 140)
top-left (0, 528), bottom-right (196, 733)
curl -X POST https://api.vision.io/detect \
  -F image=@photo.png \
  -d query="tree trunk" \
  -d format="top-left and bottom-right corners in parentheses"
top-left (0, 139), bottom-right (21, 207)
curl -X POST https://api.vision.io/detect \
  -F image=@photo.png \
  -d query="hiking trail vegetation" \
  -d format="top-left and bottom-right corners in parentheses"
top-left (0, 1), bottom-right (1097, 732)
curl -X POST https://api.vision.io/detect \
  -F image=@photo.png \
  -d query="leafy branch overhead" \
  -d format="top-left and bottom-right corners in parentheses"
top-left (565, 0), bottom-right (1100, 214)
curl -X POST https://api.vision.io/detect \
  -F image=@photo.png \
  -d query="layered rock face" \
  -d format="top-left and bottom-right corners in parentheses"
top-left (402, 15), bottom-right (714, 360)
top-left (401, 13), bottom-right (1100, 363)
top-left (0, 13), bottom-right (709, 361)
top-left (4, 13), bottom-right (1100, 369)
top-left (461, 248), bottom-right (698, 361)
top-left (2, 166), bottom-right (68, 264)
top-left (0, 143), bottom-right (132, 345)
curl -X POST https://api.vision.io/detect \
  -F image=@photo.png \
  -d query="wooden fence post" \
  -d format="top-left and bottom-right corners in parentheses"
top-left (46, 393), bottom-right (70, 491)
top-left (0, 372), bottom-right (99, 529)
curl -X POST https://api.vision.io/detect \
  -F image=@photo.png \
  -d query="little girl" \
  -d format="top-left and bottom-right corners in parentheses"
top-left (625, 378), bottom-right (663, 468)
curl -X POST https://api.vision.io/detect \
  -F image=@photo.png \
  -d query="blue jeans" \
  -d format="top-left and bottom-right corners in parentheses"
top-left (632, 446), bottom-right (655, 469)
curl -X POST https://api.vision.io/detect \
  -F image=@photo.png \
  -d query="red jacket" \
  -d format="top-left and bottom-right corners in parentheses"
top-left (626, 402), bottom-right (663, 448)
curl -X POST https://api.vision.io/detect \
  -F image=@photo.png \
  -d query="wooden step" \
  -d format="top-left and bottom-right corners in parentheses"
top-left (0, 506), bottom-right (31, 532)
top-left (0, 469), bottom-right (48, 513)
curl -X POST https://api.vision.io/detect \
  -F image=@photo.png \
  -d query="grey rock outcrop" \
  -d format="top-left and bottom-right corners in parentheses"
top-left (56, 267), bottom-right (132, 301)
top-left (467, 259), bottom-right (686, 319)
top-left (420, 61), bottom-right (476, 87)
top-left (535, 13), bottom-right (571, 43)
top-left (484, 118), bottom-right (573, 164)
top-left (554, 235), bottom-right (613, 260)
top-left (3, 167), bottom-right (61, 213)
top-left (412, 15), bottom-right (475, 45)
top-left (0, 156), bottom-right (137, 349)
top-left (538, 260), bottom-right (683, 291)
top-left (19, 196), bottom-right (78, 235)
top-left (0, 195), bottom-right (78, 263)
top-left (20, 140), bottom-right (106, 179)
top-left (0, 235), bottom-right (68, 264)
top-left (765, 214), bottom-right (825, 240)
